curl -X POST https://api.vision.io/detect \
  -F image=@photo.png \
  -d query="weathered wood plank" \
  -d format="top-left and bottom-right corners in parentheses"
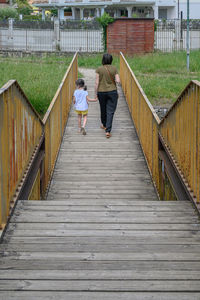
top-left (10, 215), bottom-right (199, 224)
top-left (16, 205), bottom-right (195, 213)
top-left (1, 243), bottom-right (200, 253)
top-left (2, 259), bottom-right (200, 270)
top-left (5, 229), bottom-right (200, 238)
top-left (0, 292), bottom-right (200, 300)
top-left (2, 269), bottom-right (200, 280)
top-left (4, 236), bottom-right (200, 245)
top-left (2, 279), bottom-right (200, 291)
top-left (2, 251), bottom-right (200, 261)
top-left (7, 222), bottom-right (200, 231)
top-left (46, 195), bottom-right (160, 200)
top-left (20, 199), bottom-right (190, 205)
top-left (11, 210), bottom-right (199, 218)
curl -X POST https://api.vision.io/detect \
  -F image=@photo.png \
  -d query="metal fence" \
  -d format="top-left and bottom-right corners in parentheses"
top-left (1, 18), bottom-right (200, 53)
top-left (0, 20), bottom-right (103, 52)
top-left (155, 19), bottom-right (200, 52)
top-left (60, 29), bottom-right (103, 52)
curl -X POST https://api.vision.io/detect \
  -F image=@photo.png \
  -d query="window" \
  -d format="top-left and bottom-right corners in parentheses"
top-left (158, 9), bottom-right (167, 19)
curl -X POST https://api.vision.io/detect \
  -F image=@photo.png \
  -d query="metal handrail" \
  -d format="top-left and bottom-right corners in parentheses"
top-left (160, 80), bottom-right (200, 203)
top-left (120, 52), bottom-right (160, 195)
top-left (0, 80), bottom-right (43, 228)
top-left (42, 52), bottom-right (78, 195)
top-left (120, 52), bottom-right (200, 204)
top-left (0, 52), bottom-right (78, 229)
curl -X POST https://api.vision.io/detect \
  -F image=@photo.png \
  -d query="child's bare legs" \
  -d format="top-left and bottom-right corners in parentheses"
top-left (82, 114), bottom-right (87, 128)
top-left (78, 114), bottom-right (82, 132)
top-left (81, 114), bottom-right (87, 135)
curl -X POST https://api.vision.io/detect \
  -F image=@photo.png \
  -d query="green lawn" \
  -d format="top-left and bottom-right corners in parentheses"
top-left (1, 51), bottom-right (200, 116)
top-left (0, 55), bottom-right (73, 116)
top-left (126, 51), bottom-right (200, 106)
top-left (79, 51), bottom-right (200, 107)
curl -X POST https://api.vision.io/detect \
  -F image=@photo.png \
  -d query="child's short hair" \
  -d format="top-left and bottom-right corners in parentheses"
top-left (76, 78), bottom-right (87, 90)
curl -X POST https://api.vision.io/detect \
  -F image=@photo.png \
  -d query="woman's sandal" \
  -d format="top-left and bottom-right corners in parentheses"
top-left (100, 125), bottom-right (106, 130)
top-left (106, 132), bottom-right (111, 138)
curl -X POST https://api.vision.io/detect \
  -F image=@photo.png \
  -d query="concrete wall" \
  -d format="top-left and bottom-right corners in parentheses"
top-left (107, 18), bottom-right (154, 55)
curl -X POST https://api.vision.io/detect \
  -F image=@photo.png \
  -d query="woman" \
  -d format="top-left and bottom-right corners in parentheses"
top-left (95, 53), bottom-right (120, 138)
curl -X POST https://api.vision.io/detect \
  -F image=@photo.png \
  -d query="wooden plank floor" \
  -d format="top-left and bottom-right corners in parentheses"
top-left (1, 69), bottom-right (200, 299)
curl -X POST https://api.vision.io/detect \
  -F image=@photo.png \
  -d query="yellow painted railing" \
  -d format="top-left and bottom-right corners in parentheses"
top-left (120, 52), bottom-right (160, 192)
top-left (120, 53), bottom-right (200, 203)
top-left (42, 52), bottom-right (78, 194)
top-left (0, 80), bottom-right (43, 228)
top-left (0, 53), bottom-right (78, 229)
top-left (160, 81), bottom-right (200, 203)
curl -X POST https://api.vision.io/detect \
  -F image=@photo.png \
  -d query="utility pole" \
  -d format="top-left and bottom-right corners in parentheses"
top-left (186, 0), bottom-right (190, 71)
top-left (178, 0), bottom-right (179, 19)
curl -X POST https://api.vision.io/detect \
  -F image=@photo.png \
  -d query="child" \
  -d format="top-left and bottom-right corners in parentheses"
top-left (73, 79), bottom-right (97, 135)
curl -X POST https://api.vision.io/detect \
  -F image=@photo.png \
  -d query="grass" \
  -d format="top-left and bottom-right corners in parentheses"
top-left (79, 51), bottom-right (200, 107)
top-left (0, 55), bottom-right (73, 116)
top-left (126, 51), bottom-right (200, 106)
top-left (1, 51), bottom-right (200, 115)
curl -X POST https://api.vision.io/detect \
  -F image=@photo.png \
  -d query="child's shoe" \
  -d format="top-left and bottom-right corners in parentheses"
top-left (81, 127), bottom-right (86, 135)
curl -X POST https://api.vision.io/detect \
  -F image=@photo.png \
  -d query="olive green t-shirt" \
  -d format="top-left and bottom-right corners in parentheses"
top-left (96, 65), bottom-right (118, 92)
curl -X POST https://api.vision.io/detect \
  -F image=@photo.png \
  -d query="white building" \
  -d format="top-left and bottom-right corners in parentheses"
top-left (32, 0), bottom-right (199, 20)
top-left (178, 0), bottom-right (200, 19)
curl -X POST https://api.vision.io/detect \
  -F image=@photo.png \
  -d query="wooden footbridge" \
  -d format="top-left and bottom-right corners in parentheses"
top-left (0, 53), bottom-right (200, 299)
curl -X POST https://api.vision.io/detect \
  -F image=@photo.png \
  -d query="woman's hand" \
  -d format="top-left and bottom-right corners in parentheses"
top-left (115, 74), bottom-right (121, 85)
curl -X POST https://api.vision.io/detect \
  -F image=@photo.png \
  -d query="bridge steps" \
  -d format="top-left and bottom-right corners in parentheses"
top-left (1, 69), bottom-right (200, 299)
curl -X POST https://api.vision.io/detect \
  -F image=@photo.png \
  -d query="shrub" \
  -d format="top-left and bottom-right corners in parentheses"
top-left (97, 12), bottom-right (114, 51)
top-left (0, 7), bottom-right (18, 19)
top-left (17, 6), bottom-right (32, 15)
top-left (50, 8), bottom-right (58, 17)
top-left (23, 14), bottom-right (42, 21)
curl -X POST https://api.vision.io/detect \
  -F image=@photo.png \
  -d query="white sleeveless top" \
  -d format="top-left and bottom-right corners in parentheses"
top-left (74, 89), bottom-right (88, 111)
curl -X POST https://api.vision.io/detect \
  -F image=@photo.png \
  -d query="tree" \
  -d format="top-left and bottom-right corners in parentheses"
top-left (16, 0), bottom-right (32, 15)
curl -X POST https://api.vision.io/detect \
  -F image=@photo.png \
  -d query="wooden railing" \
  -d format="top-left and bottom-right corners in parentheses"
top-left (0, 53), bottom-right (78, 229)
top-left (160, 80), bottom-right (200, 203)
top-left (42, 52), bottom-right (78, 194)
top-left (0, 81), bottom-right (43, 227)
top-left (120, 52), bottom-right (200, 203)
top-left (120, 52), bottom-right (160, 193)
